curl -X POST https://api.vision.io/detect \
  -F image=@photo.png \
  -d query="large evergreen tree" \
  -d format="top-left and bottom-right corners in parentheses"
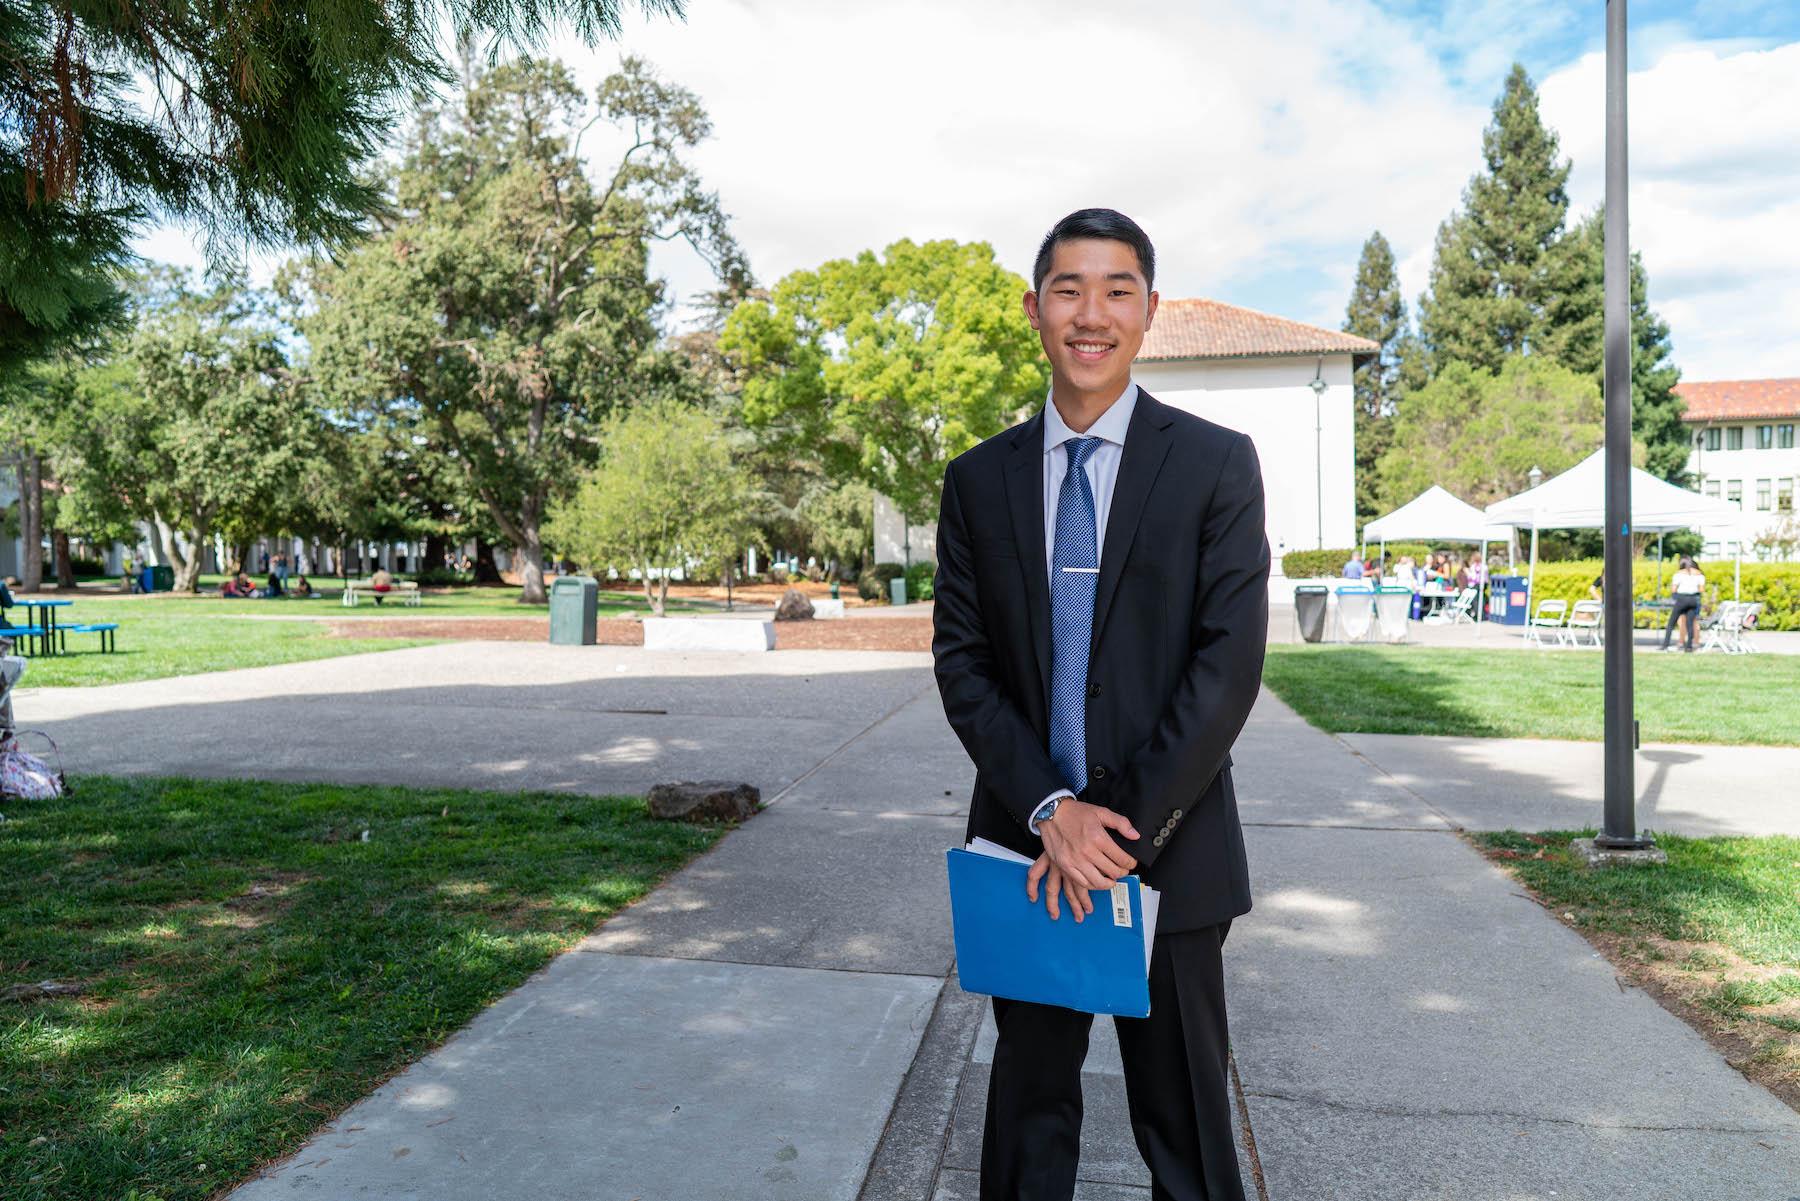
top-left (1539, 209), bottom-right (1687, 481)
top-left (1343, 230), bottom-right (1408, 523)
top-left (1, 0), bottom-right (680, 371)
top-left (1416, 63), bottom-right (1572, 374)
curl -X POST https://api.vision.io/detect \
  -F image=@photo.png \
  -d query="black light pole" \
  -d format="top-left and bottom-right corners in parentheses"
top-left (1598, 0), bottom-right (1651, 851)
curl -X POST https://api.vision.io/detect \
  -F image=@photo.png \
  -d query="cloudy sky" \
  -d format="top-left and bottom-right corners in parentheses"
top-left (136, 0), bottom-right (1800, 382)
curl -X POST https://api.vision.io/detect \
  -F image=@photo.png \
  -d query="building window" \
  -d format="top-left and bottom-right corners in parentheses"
top-left (1781, 424), bottom-right (1795, 449)
top-left (1780, 479), bottom-right (1795, 513)
top-left (1756, 479), bottom-right (1772, 510)
top-left (1704, 542), bottom-right (1720, 558)
top-left (1727, 426), bottom-right (1744, 450)
top-left (1727, 479), bottom-right (1743, 505)
top-left (1703, 479), bottom-right (1721, 498)
top-left (1705, 427), bottom-right (1722, 451)
top-left (1758, 425), bottom-right (1775, 450)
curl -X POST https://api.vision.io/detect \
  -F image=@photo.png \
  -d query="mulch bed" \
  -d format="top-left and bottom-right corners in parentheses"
top-left (326, 615), bottom-right (933, 652)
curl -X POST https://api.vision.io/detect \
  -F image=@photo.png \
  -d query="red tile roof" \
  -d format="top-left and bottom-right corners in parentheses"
top-left (1675, 379), bottom-right (1800, 422)
top-left (1135, 297), bottom-right (1380, 362)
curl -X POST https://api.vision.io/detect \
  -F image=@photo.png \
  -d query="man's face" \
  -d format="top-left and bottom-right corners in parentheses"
top-left (1024, 237), bottom-right (1158, 397)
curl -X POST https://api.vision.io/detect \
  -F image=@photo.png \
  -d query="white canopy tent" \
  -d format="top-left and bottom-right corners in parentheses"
top-left (1483, 449), bottom-right (1750, 611)
top-left (1361, 485), bottom-right (1515, 623)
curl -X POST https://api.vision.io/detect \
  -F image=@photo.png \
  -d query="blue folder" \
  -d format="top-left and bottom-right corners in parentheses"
top-left (946, 844), bottom-right (1158, 1018)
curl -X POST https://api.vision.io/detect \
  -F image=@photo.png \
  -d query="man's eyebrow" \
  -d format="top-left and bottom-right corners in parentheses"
top-left (1046, 270), bottom-right (1141, 287)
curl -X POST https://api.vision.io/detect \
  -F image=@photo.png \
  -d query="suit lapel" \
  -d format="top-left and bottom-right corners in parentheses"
top-left (1091, 391), bottom-right (1174, 655)
top-left (1004, 412), bottom-right (1053, 716)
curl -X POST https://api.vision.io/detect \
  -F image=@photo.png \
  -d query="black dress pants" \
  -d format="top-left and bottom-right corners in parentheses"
top-left (979, 919), bottom-right (1244, 1201)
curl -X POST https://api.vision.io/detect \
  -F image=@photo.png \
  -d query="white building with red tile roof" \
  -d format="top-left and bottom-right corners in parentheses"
top-left (1678, 379), bottom-right (1800, 557)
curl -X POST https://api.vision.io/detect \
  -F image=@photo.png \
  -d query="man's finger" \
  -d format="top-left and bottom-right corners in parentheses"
top-left (1026, 853), bottom-right (1048, 902)
top-left (1045, 865), bottom-right (1061, 920)
top-left (1064, 875), bottom-right (1087, 922)
top-left (1096, 807), bottom-right (1141, 842)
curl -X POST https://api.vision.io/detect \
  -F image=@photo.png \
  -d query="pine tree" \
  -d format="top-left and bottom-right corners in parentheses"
top-left (1416, 63), bottom-right (1571, 373)
top-left (1343, 230), bottom-right (1408, 522)
top-left (1540, 209), bottom-right (1686, 481)
top-left (1, 0), bottom-right (680, 372)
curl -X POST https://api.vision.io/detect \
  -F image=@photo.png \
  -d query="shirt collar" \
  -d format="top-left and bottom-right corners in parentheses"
top-left (1042, 380), bottom-right (1138, 455)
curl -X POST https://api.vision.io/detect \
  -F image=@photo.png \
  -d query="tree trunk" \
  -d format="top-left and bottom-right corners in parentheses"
top-left (516, 528), bottom-right (547, 604)
top-left (19, 455), bottom-right (43, 591)
top-left (640, 561), bottom-right (662, 616)
top-left (154, 516), bottom-right (206, 592)
top-left (52, 529), bottom-right (76, 590)
top-left (423, 531), bottom-right (448, 576)
top-left (474, 538), bottom-right (503, 584)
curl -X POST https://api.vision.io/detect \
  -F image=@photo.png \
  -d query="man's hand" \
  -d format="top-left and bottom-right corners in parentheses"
top-left (1024, 798), bottom-right (1140, 919)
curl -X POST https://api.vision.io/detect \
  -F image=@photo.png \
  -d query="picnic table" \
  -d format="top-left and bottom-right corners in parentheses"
top-left (17, 599), bottom-right (72, 637)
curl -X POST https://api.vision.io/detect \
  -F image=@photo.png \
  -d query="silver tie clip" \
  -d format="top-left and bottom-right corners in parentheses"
top-left (1060, 566), bottom-right (1099, 573)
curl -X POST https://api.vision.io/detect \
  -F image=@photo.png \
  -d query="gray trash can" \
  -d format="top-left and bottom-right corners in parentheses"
top-left (549, 575), bottom-right (599, 645)
top-left (889, 576), bottom-right (907, 606)
top-left (1293, 585), bottom-right (1329, 643)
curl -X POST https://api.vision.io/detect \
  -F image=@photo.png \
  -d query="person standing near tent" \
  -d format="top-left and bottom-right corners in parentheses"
top-left (1661, 557), bottom-right (1705, 652)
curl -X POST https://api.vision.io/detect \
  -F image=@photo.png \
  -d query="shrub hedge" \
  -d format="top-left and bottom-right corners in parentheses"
top-left (858, 561), bottom-right (906, 602)
top-left (1523, 559), bottom-right (1800, 631)
top-left (904, 560), bottom-right (935, 602)
top-left (1281, 543), bottom-right (1434, 579)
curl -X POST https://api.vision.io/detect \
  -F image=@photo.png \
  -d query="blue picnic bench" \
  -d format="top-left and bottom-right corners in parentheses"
top-left (58, 622), bottom-right (119, 654)
top-left (0, 625), bottom-right (49, 657)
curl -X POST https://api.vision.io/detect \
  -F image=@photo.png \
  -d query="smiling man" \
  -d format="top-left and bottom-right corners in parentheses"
top-left (932, 208), bottom-right (1269, 1200)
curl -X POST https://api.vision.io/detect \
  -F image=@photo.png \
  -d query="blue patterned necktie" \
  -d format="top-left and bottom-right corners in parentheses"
top-left (1049, 436), bottom-right (1101, 795)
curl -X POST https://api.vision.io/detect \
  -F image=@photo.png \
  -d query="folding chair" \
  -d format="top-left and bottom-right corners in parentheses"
top-left (1565, 599), bottom-right (1603, 647)
top-left (1334, 587), bottom-right (1377, 644)
top-left (1524, 598), bottom-right (1570, 648)
top-left (1698, 601), bottom-right (1742, 654)
top-left (1735, 602), bottom-right (1764, 654)
top-left (1423, 586), bottom-right (1477, 626)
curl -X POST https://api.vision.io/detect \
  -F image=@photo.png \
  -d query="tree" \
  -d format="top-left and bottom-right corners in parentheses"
top-left (797, 478), bottom-right (876, 580)
top-left (544, 397), bottom-right (751, 615)
top-left (1376, 355), bottom-right (1604, 510)
top-left (297, 55), bottom-right (746, 604)
top-left (66, 275), bottom-right (328, 591)
top-left (720, 238), bottom-right (1047, 538)
top-left (1416, 64), bottom-right (1572, 375)
top-left (1343, 230), bottom-right (1409, 523)
top-left (1, 0), bottom-right (680, 373)
top-left (1538, 209), bottom-right (1686, 481)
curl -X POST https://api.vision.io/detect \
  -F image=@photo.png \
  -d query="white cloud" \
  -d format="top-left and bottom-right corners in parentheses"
top-left (1539, 39), bottom-right (1800, 379)
top-left (131, 2), bottom-right (1795, 385)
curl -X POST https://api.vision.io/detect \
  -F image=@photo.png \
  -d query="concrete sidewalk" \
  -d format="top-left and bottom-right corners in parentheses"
top-left (30, 645), bottom-right (1797, 1199)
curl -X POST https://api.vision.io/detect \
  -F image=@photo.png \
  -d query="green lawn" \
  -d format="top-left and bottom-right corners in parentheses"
top-left (0, 776), bottom-right (733, 1201)
top-left (1473, 829), bottom-right (1799, 1108)
top-left (8, 611), bottom-right (431, 687)
top-left (1263, 644), bottom-right (1800, 746)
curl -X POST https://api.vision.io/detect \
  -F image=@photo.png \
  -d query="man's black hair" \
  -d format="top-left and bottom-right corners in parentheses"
top-left (1032, 208), bottom-right (1156, 293)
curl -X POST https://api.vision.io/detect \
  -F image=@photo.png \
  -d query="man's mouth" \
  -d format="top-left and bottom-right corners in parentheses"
top-left (1067, 340), bottom-right (1115, 363)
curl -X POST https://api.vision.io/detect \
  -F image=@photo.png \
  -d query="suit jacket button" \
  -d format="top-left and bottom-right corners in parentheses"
top-left (1152, 835), bottom-right (1165, 847)
top-left (1086, 681), bottom-right (1101, 698)
top-left (1090, 765), bottom-right (1106, 780)
top-left (1172, 809), bottom-right (1183, 819)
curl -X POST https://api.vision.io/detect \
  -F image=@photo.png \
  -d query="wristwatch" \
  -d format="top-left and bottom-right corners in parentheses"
top-left (1031, 794), bottom-right (1066, 834)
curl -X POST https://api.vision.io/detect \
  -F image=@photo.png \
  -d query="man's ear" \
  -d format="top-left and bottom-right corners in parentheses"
top-left (1144, 289), bottom-right (1159, 331)
top-left (1022, 289), bottom-right (1041, 330)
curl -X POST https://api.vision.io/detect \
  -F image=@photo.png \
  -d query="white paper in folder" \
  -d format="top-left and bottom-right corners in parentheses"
top-left (964, 837), bottom-right (1161, 973)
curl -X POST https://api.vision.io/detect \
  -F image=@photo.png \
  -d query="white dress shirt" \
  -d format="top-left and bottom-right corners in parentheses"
top-left (1028, 379), bottom-right (1138, 835)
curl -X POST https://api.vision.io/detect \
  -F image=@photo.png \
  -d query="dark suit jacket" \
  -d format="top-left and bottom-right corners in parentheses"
top-left (931, 388), bottom-right (1269, 932)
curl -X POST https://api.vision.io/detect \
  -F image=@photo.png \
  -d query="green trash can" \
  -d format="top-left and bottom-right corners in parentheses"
top-left (549, 575), bottom-right (599, 645)
top-left (151, 564), bottom-right (174, 592)
top-left (889, 576), bottom-right (907, 606)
